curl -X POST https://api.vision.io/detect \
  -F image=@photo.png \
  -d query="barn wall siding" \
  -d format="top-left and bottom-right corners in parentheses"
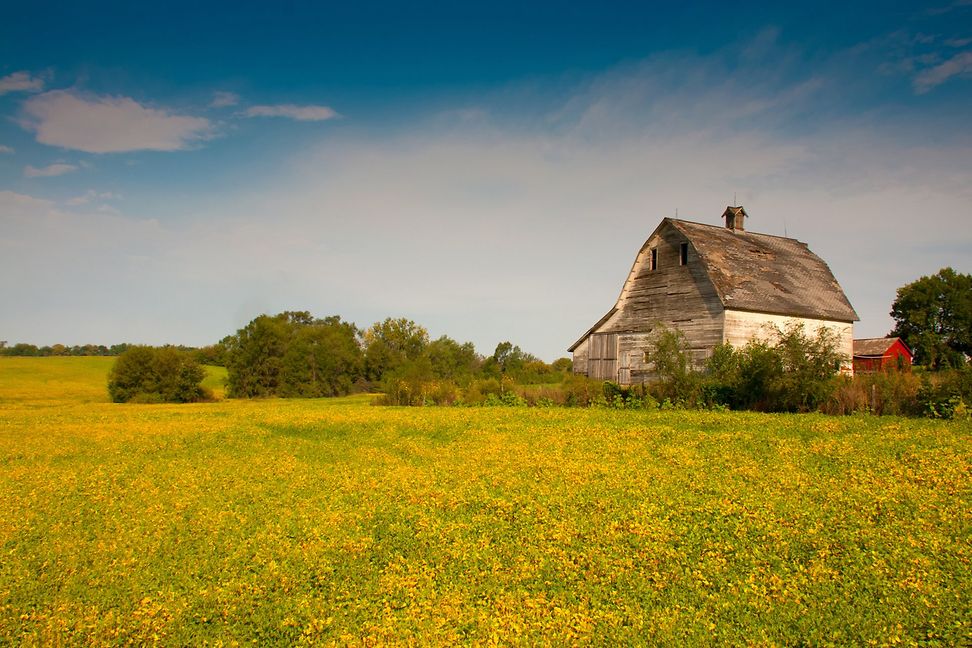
top-left (572, 338), bottom-right (589, 375)
top-left (596, 223), bottom-right (725, 383)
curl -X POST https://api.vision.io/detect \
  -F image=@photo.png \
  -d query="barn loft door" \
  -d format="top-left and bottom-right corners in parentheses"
top-left (587, 333), bottom-right (618, 381)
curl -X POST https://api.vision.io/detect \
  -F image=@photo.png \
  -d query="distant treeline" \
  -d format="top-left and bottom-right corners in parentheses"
top-left (0, 341), bottom-right (224, 363)
top-left (1, 342), bottom-right (136, 357)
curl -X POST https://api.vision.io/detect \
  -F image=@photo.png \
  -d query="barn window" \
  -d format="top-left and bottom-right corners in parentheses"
top-left (679, 242), bottom-right (688, 266)
top-left (650, 248), bottom-right (657, 271)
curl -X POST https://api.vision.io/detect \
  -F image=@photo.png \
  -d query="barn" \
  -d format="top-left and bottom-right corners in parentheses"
top-left (852, 337), bottom-right (913, 373)
top-left (569, 206), bottom-right (859, 384)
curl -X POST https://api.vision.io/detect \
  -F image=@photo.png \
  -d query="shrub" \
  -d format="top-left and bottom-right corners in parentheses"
top-left (916, 366), bottom-right (972, 419)
top-left (603, 381), bottom-right (657, 409)
top-left (561, 374), bottom-right (604, 407)
top-left (108, 346), bottom-right (209, 403)
top-left (702, 324), bottom-right (846, 413)
top-left (460, 378), bottom-right (502, 406)
top-left (644, 328), bottom-right (702, 406)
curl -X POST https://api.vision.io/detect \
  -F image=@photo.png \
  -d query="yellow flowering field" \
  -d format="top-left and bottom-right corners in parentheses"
top-left (0, 357), bottom-right (970, 645)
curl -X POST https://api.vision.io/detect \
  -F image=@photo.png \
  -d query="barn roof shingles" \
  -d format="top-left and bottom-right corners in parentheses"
top-left (669, 218), bottom-right (858, 323)
top-left (853, 337), bottom-right (903, 357)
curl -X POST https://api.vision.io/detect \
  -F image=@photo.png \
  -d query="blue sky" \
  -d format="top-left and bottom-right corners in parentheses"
top-left (2, 1), bottom-right (971, 359)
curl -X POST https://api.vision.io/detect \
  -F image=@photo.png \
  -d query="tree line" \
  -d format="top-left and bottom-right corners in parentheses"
top-left (1, 342), bottom-right (136, 357)
top-left (219, 311), bottom-right (571, 399)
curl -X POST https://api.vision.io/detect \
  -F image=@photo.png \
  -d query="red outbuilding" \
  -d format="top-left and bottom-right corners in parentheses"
top-left (852, 337), bottom-right (913, 373)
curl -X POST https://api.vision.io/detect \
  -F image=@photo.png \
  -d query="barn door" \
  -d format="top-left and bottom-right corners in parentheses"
top-left (618, 350), bottom-right (631, 385)
top-left (587, 333), bottom-right (618, 380)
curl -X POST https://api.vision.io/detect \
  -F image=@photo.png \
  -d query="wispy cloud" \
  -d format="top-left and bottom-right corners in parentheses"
top-left (926, 0), bottom-right (972, 15)
top-left (913, 49), bottom-right (972, 92)
top-left (210, 91), bottom-right (240, 108)
top-left (244, 104), bottom-right (339, 121)
top-left (0, 144), bottom-right (13, 154)
top-left (24, 162), bottom-right (78, 178)
top-left (65, 189), bottom-right (121, 206)
top-left (20, 90), bottom-right (213, 153)
top-left (0, 71), bottom-right (44, 95)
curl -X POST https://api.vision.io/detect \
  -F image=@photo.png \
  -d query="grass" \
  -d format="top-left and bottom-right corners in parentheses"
top-left (0, 357), bottom-right (969, 645)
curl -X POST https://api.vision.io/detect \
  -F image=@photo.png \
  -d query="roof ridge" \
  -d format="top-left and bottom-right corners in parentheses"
top-left (667, 217), bottom-right (806, 244)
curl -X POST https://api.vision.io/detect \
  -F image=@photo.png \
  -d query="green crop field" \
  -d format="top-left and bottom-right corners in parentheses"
top-left (0, 357), bottom-right (969, 645)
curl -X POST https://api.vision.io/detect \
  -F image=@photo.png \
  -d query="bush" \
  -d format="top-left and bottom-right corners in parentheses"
top-left (644, 328), bottom-right (702, 406)
top-left (108, 346), bottom-right (209, 403)
top-left (916, 366), bottom-right (972, 419)
top-left (560, 374), bottom-right (604, 407)
top-left (702, 324), bottom-right (846, 413)
top-left (603, 381), bottom-right (657, 409)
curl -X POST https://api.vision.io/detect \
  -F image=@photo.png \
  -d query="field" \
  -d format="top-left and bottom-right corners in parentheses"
top-left (0, 357), bottom-right (969, 645)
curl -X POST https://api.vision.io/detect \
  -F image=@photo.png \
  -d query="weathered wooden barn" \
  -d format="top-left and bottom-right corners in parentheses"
top-left (569, 206), bottom-right (859, 383)
top-left (852, 337), bottom-right (913, 373)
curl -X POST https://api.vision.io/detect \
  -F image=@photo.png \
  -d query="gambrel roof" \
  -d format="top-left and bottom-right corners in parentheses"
top-left (569, 216), bottom-right (858, 351)
top-left (668, 219), bottom-right (858, 323)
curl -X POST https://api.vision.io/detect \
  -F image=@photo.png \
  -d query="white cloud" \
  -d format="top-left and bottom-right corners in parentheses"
top-left (244, 104), bottom-right (339, 121)
top-left (0, 71), bottom-right (44, 95)
top-left (0, 145), bottom-right (13, 154)
top-left (95, 204), bottom-right (122, 215)
top-left (20, 90), bottom-right (213, 153)
top-left (210, 91), bottom-right (240, 108)
top-left (0, 189), bottom-right (55, 214)
top-left (913, 49), bottom-right (972, 92)
top-left (24, 163), bottom-right (78, 178)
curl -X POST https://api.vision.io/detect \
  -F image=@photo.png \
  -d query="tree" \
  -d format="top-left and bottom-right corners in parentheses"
top-left (891, 267), bottom-right (972, 369)
top-left (491, 341), bottom-right (536, 375)
top-left (363, 318), bottom-right (429, 381)
top-left (224, 312), bottom-right (364, 398)
top-left (551, 357), bottom-right (574, 373)
top-left (108, 346), bottom-right (207, 403)
top-left (280, 316), bottom-right (363, 397)
top-left (224, 314), bottom-right (290, 397)
top-left (425, 336), bottom-right (481, 381)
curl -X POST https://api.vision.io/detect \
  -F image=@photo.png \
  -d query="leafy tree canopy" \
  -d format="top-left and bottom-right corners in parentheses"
top-left (891, 267), bottom-right (972, 369)
top-left (363, 318), bottom-right (429, 381)
top-left (108, 346), bottom-right (208, 403)
top-left (225, 311), bottom-right (363, 398)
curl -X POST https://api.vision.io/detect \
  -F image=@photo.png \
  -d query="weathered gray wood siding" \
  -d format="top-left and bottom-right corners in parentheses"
top-left (587, 333), bottom-right (618, 380)
top-left (572, 337), bottom-right (590, 375)
top-left (584, 222), bottom-right (725, 383)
